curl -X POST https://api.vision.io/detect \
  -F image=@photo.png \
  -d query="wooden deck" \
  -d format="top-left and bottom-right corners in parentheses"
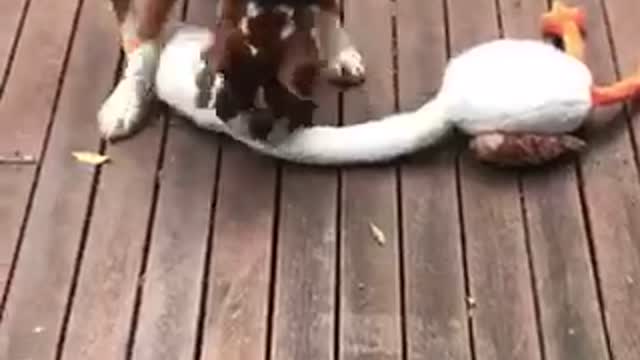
top-left (2, 0), bottom-right (640, 359)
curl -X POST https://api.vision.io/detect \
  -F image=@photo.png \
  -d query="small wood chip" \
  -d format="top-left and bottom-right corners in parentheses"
top-left (72, 151), bottom-right (110, 165)
top-left (369, 222), bottom-right (386, 246)
top-left (0, 154), bottom-right (37, 164)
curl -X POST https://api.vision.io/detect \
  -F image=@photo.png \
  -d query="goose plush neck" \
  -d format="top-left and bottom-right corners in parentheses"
top-left (155, 2), bottom-right (640, 166)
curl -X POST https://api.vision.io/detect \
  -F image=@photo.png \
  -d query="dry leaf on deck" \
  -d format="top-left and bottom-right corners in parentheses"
top-left (72, 151), bottom-right (110, 165)
top-left (369, 222), bottom-right (386, 246)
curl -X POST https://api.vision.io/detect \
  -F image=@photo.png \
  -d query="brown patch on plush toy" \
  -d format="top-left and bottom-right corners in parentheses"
top-left (469, 132), bottom-right (586, 166)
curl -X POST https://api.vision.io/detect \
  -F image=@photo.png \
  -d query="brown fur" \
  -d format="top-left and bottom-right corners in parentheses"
top-left (108, 0), bottom-right (346, 139)
top-left (206, 1), bottom-right (326, 138)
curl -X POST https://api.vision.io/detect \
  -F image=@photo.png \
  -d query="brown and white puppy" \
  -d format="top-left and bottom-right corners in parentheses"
top-left (204, 2), bottom-right (322, 138)
top-left (99, 0), bottom-right (365, 141)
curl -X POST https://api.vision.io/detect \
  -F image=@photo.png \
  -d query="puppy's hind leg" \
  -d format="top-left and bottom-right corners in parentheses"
top-left (313, 3), bottom-right (365, 86)
top-left (99, 0), bottom-right (178, 140)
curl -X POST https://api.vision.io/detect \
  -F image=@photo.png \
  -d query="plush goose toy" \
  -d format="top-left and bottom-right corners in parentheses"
top-left (155, 2), bottom-right (640, 166)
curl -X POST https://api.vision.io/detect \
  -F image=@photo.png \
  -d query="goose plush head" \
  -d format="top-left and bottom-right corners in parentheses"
top-left (438, 1), bottom-right (640, 165)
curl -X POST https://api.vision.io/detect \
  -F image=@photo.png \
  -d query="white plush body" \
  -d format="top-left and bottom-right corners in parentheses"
top-left (442, 39), bottom-right (592, 134)
top-left (155, 25), bottom-right (594, 164)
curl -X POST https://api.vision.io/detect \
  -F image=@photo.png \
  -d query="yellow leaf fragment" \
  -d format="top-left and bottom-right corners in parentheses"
top-left (369, 222), bottom-right (386, 246)
top-left (72, 151), bottom-right (110, 165)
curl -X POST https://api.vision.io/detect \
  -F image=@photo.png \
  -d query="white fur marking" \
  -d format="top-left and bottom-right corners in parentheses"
top-left (275, 5), bottom-right (296, 40)
top-left (275, 5), bottom-right (294, 17)
top-left (208, 74), bottom-right (224, 108)
top-left (98, 42), bottom-right (159, 139)
top-left (314, 10), bottom-right (366, 83)
top-left (280, 22), bottom-right (295, 39)
top-left (255, 86), bottom-right (267, 108)
top-left (240, 17), bottom-right (249, 34)
top-left (326, 46), bottom-right (365, 81)
top-left (247, 1), bottom-right (262, 18)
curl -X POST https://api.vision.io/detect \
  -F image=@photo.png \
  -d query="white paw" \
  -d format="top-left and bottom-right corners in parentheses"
top-left (98, 76), bottom-right (154, 140)
top-left (325, 46), bottom-right (366, 86)
top-left (98, 43), bottom-right (159, 140)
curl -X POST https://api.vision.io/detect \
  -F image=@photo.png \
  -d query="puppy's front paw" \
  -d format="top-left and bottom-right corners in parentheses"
top-left (325, 46), bottom-right (366, 87)
top-left (98, 43), bottom-right (158, 140)
top-left (98, 76), bottom-right (154, 140)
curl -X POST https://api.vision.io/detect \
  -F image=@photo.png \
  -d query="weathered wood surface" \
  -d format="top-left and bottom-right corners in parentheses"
top-left (2, 0), bottom-right (638, 359)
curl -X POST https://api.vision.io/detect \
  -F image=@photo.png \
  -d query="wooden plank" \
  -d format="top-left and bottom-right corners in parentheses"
top-left (339, 1), bottom-right (402, 359)
top-left (199, 144), bottom-right (277, 360)
top-left (61, 122), bottom-right (162, 360)
top-left (0, 0), bottom-right (82, 155)
top-left (194, 3), bottom-right (278, 356)
top-left (496, 2), bottom-right (611, 360)
top-left (0, 0), bottom-right (35, 305)
top-left (0, 0), bottom-right (119, 358)
top-left (0, 0), bottom-right (82, 308)
top-left (194, 5), bottom-right (277, 357)
top-left (128, 1), bottom-right (219, 359)
top-left (196, 0), bottom-right (281, 340)
top-left (270, 81), bottom-right (339, 359)
top-left (0, 0), bottom-right (29, 93)
top-left (61, 1), bottom-right (187, 359)
top-left (578, 0), bottom-right (640, 358)
top-left (128, 123), bottom-right (216, 360)
top-left (397, 0), bottom-right (471, 359)
top-left (446, 1), bottom-right (542, 360)
top-left (0, 165), bottom-right (34, 304)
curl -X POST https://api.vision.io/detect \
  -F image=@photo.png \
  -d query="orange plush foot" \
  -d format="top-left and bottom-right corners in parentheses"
top-left (591, 66), bottom-right (640, 106)
top-left (541, 1), bottom-right (586, 61)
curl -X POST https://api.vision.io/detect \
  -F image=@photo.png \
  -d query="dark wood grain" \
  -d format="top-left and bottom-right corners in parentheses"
top-left (192, 3), bottom-right (279, 351)
top-left (2, 1), bottom-right (640, 359)
top-left (199, 143), bottom-right (277, 360)
top-left (130, 122), bottom-right (217, 360)
top-left (61, 121), bottom-right (163, 360)
top-left (129, 1), bottom-right (219, 359)
top-left (339, 1), bottom-right (402, 359)
top-left (0, 0), bottom-right (82, 310)
top-left (0, 0), bottom-right (117, 358)
top-left (580, 0), bottom-right (640, 358)
top-left (447, 0), bottom-right (542, 360)
top-left (0, 165), bottom-right (33, 303)
top-left (497, 1), bottom-right (611, 360)
top-left (0, 0), bottom-right (81, 155)
top-left (270, 81), bottom-right (339, 358)
top-left (397, 0), bottom-right (471, 359)
top-left (60, 2), bottom-right (185, 359)
top-left (0, 0), bottom-right (28, 93)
